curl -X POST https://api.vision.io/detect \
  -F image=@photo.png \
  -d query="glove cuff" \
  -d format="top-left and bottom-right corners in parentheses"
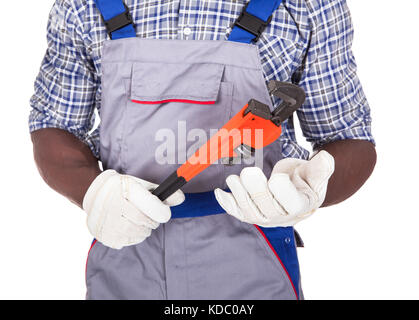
top-left (82, 170), bottom-right (118, 213)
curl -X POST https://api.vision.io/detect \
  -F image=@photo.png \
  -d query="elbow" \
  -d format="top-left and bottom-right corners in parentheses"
top-left (320, 139), bottom-right (377, 207)
top-left (359, 141), bottom-right (377, 180)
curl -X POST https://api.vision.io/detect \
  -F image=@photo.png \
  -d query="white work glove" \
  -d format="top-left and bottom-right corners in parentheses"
top-left (83, 170), bottom-right (185, 249)
top-left (215, 151), bottom-right (335, 227)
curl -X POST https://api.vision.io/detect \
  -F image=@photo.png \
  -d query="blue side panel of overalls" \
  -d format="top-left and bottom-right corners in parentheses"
top-left (94, 0), bottom-right (300, 298)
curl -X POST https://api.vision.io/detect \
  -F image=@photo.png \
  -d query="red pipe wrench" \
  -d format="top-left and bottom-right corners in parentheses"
top-left (152, 81), bottom-right (306, 201)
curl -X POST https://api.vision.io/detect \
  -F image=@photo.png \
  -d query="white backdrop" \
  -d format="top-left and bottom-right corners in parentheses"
top-left (0, 0), bottom-right (418, 299)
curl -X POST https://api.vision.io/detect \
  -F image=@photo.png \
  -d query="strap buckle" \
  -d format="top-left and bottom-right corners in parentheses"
top-left (102, 3), bottom-right (135, 39)
top-left (233, 3), bottom-right (272, 42)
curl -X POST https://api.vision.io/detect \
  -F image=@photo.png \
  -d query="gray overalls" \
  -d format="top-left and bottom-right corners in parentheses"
top-left (86, 0), bottom-right (302, 300)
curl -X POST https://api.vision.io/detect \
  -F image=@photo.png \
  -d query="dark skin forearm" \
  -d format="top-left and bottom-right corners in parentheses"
top-left (31, 128), bottom-right (101, 208)
top-left (31, 129), bottom-right (376, 210)
top-left (319, 139), bottom-right (377, 207)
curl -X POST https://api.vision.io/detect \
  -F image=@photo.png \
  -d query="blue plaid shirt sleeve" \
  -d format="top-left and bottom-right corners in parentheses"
top-left (28, 0), bottom-right (99, 157)
top-left (297, 0), bottom-right (374, 150)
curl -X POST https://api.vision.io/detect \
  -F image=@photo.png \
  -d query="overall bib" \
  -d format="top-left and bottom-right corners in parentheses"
top-left (86, 0), bottom-right (302, 300)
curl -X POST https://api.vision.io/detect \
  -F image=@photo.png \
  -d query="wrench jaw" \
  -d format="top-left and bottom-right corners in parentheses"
top-left (222, 84), bottom-right (305, 165)
top-left (268, 80), bottom-right (306, 126)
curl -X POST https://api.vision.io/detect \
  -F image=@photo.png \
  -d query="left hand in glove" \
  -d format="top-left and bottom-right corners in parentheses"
top-left (214, 150), bottom-right (335, 227)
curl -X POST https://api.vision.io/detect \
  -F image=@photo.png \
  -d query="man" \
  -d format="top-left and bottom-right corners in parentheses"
top-left (30, 0), bottom-right (376, 299)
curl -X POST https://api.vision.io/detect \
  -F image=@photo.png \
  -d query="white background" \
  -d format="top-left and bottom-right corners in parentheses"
top-left (0, 0), bottom-right (418, 300)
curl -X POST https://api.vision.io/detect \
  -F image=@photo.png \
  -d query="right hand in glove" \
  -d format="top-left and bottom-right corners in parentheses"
top-left (83, 170), bottom-right (185, 249)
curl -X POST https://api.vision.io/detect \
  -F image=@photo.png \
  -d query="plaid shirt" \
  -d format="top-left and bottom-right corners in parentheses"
top-left (29, 0), bottom-right (374, 159)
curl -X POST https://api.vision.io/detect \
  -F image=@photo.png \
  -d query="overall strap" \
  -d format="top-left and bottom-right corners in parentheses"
top-left (94, 0), bottom-right (136, 39)
top-left (229, 0), bottom-right (283, 43)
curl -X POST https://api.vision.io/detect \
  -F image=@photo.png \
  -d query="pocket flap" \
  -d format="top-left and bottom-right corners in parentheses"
top-left (131, 62), bottom-right (225, 104)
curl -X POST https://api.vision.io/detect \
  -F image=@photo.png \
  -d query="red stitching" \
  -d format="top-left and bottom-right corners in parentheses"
top-left (85, 240), bottom-right (97, 276)
top-left (254, 225), bottom-right (299, 300)
top-left (131, 99), bottom-right (216, 105)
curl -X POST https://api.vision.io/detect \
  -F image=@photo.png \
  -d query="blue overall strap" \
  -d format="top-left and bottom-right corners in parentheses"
top-left (94, 0), bottom-right (136, 40)
top-left (228, 0), bottom-right (283, 44)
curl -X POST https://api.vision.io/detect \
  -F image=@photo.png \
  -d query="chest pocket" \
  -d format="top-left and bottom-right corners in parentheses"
top-left (130, 62), bottom-right (225, 105)
top-left (121, 60), bottom-right (234, 191)
top-left (256, 6), bottom-right (306, 83)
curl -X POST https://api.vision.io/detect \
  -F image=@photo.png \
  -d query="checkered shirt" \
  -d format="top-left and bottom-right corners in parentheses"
top-left (29, 0), bottom-right (374, 159)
